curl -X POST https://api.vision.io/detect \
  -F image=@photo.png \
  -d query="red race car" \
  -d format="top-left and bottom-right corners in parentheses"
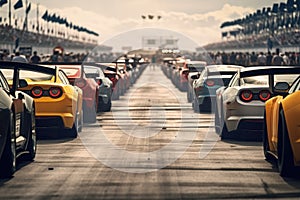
top-left (42, 62), bottom-right (99, 123)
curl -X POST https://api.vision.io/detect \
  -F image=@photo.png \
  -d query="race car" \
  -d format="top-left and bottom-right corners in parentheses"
top-left (56, 63), bottom-right (99, 123)
top-left (264, 74), bottom-right (300, 177)
top-left (2, 62), bottom-right (83, 138)
top-left (83, 64), bottom-right (113, 112)
top-left (192, 65), bottom-right (243, 113)
top-left (215, 66), bottom-right (300, 140)
top-left (0, 62), bottom-right (36, 177)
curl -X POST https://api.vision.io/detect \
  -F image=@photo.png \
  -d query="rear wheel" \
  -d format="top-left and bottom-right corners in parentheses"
top-left (68, 112), bottom-right (79, 138)
top-left (192, 98), bottom-right (200, 113)
top-left (220, 108), bottom-right (230, 140)
top-left (83, 101), bottom-right (97, 123)
top-left (216, 105), bottom-right (230, 140)
top-left (278, 110), bottom-right (296, 177)
top-left (0, 114), bottom-right (16, 178)
top-left (263, 111), bottom-right (272, 161)
top-left (78, 108), bottom-right (83, 133)
top-left (187, 89), bottom-right (192, 102)
top-left (214, 107), bottom-right (220, 134)
top-left (220, 123), bottom-right (229, 140)
top-left (103, 101), bottom-right (111, 112)
top-left (25, 106), bottom-right (36, 161)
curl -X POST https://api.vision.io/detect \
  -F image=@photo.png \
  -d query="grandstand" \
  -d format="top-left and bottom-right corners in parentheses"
top-left (203, 0), bottom-right (300, 53)
top-left (0, 1), bottom-right (99, 55)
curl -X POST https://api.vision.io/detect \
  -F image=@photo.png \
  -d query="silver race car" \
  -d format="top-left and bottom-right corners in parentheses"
top-left (192, 65), bottom-right (243, 113)
top-left (215, 66), bottom-right (300, 140)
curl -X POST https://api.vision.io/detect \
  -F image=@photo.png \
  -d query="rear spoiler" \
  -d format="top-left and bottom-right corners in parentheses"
top-left (40, 61), bottom-right (118, 73)
top-left (0, 61), bottom-right (57, 94)
top-left (240, 66), bottom-right (300, 77)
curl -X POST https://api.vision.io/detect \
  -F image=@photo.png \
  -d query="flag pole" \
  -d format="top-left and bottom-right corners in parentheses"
top-left (24, 0), bottom-right (28, 31)
top-left (36, 3), bottom-right (39, 33)
top-left (8, 0), bottom-right (11, 26)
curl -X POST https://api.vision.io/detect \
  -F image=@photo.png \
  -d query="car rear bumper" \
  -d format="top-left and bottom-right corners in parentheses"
top-left (0, 108), bottom-right (10, 138)
top-left (226, 116), bottom-right (264, 133)
top-left (36, 113), bottom-right (74, 129)
top-left (197, 95), bottom-right (216, 106)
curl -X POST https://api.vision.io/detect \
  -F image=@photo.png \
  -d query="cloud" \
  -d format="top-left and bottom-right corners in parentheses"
top-left (28, 3), bottom-right (255, 51)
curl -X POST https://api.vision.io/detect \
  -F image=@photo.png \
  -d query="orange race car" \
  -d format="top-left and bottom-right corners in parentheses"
top-left (2, 62), bottom-right (83, 138)
top-left (264, 73), bottom-right (300, 177)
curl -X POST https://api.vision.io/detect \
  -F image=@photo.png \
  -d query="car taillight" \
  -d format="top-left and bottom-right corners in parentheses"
top-left (205, 80), bottom-right (215, 87)
top-left (31, 87), bottom-right (43, 98)
top-left (259, 90), bottom-right (271, 101)
top-left (49, 87), bottom-right (62, 98)
top-left (240, 90), bottom-right (253, 102)
top-left (195, 86), bottom-right (203, 92)
top-left (97, 79), bottom-right (103, 85)
top-left (76, 79), bottom-right (86, 88)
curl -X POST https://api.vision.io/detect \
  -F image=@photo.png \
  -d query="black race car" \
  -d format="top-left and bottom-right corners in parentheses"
top-left (0, 61), bottom-right (36, 178)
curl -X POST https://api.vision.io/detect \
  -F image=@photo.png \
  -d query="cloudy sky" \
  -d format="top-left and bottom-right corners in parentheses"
top-left (3, 0), bottom-right (284, 51)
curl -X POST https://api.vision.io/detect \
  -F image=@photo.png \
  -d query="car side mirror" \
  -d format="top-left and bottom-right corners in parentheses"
top-left (274, 82), bottom-right (290, 93)
top-left (191, 74), bottom-right (200, 79)
top-left (19, 79), bottom-right (28, 88)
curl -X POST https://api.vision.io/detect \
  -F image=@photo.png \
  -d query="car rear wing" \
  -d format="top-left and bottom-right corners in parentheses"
top-left (40, 61), bottom-right (118, 74)
top-left (0, 61), bottom-right (57, 94)
top-left (237, 66), bottom-right (300, 93)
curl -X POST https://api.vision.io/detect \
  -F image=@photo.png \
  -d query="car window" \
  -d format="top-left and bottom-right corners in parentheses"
top-left (60, 67), bottom-right (81, 78)
top-left (241, 75), bottom-right (268, 86)
top-left (290, 76), bottom-right (300, 92)
top-left (59, 71), bottom-right (70, 85)
top-left (274, 74), bottom-right (299, 86)
top-left (0, 71), bottom-right (10, 91)
top-left (199, 68), bottom-right (207, 80)
top-left (188, 64), bottom-right (205, 72)
top-left (228, 73), bottom-right (237, 87)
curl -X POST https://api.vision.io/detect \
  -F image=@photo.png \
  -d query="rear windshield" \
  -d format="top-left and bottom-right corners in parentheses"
top-left (187, 64), bottom-right (205, 72)
top-left (241, 74), bottom-right (299, 87)
top-left (60, 67), bottom-right (81, 78)
top-left (1, 69), bottom-right (54, 82)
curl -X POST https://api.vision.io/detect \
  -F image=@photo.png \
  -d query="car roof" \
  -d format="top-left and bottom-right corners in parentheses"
top-left (206, 74), bottom-right (233, 79)
top-left (206, 65), bottom-right (244, 73)
top-left (187, 60), bottom-right (207, 65)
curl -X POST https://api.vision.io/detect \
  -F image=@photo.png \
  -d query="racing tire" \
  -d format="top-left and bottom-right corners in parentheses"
top-left (78, 108), bottom-right (83, 133)
top-left (192, 98), bottom-right (200, 113)
top-left (0, 114), bottom-right (16, 178)
top-left (102, 101), bottom-right (112, 112)
top-left (277, 110), bottom-right (296, 177)
top-left (83, 102), bottom-right (97, 123)
top-left (263, 111), bottom-right (273, 161)
top-left (187, 89), bottom-right (192, 103)
top-left (214, 107), bottom-right (220, 134)
top-left (68, 112), bottom-right (79, 138)
top-left (25, 106), bottom-right (37, 161)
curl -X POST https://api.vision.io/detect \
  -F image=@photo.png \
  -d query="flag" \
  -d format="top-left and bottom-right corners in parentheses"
top-left (141, 15), bottom-right (146, 19)
top-left (272, 3), bottom-right (279, 13)
top-left (0, 0), bottom-right (8, 7)
top-left (42, 10), bottom-right (48, 21)
top-left (14, 0), bottom-right (23, 10)
top-left (148, 15), bottom-right (154, 20)
top-left (15, 37), bottom-right (19, 51)
top-left (221, 32), bottom-right (228, 38)
top-left (157, 15), bottom-right (162, 20)
top-left (26, 2), bottom-right (31, 14)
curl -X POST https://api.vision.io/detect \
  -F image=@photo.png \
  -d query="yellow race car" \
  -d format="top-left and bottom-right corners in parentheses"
top-left (1, 61), bottom-right (83, 138)
top-left (264, 74), bottom-right (300, 177)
